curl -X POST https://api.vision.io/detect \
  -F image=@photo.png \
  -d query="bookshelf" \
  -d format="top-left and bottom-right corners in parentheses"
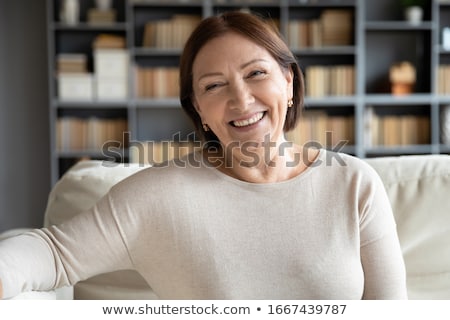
top-left (47, 0), bottom-right (450, 185)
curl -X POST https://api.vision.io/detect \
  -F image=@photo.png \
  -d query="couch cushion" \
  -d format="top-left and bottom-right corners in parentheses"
top-left (44, 160), bottom-right (156, 300)
top-left (366, 155), bottom-right (450, 299)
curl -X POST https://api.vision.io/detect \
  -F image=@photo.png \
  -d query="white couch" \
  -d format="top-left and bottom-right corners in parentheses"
top-left (3, 154), bottom-right (450, 299)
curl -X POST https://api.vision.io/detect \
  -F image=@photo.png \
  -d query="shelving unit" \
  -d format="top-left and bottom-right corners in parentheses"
top-left (47, 0), bottom-right (450, 185)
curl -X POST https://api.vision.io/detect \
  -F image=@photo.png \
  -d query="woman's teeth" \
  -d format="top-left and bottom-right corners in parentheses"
top-left (232, 112), bottom-right (264, 127)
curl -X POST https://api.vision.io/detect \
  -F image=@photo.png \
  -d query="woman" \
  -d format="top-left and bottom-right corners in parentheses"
top-left (0, 11), bottom-right (406, 299)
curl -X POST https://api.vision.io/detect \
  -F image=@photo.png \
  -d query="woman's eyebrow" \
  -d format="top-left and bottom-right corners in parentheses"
top-left (198, 72), bottom-right (223, 82)
top-left (197, 59), bottom-right (269, 82)
top-left (240, 58), bottom-right (267, 69)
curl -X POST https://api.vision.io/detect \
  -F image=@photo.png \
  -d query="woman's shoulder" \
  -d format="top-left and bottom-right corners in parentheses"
top-left (111, 151), bottom-right (211, 190)
top-left (317, 149), bottom-right (382, 181)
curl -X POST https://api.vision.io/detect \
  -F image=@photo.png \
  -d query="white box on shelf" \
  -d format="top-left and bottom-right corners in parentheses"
top-left (443, 28), bottom-right (450, 51)
top-left (96, 77), bottom-right (128, 100)
top-left (94, 49), bottom-right (129, 78)
top-left (58, 73), bottom-right (94, 101)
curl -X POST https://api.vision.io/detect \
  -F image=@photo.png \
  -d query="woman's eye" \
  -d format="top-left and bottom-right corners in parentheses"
top-left (205, 83), bottom-right (221, 92)
top-left (248, 70), bottom-right (266, 78)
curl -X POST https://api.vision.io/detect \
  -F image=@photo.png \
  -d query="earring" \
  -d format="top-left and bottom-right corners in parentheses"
top-left (202, 123), bottom-right (209, 131)
top-left (288, 99), bottom-right (294, 108)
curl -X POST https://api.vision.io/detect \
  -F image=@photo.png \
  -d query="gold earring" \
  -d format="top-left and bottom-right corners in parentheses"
top-left (288, 99), bottom-right (294, 108)
top-left (202, 123), bottom-right (209, 131)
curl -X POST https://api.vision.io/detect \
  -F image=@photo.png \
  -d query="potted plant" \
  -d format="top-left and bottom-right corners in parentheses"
top-left (401, 0), bottom-right (425, 25)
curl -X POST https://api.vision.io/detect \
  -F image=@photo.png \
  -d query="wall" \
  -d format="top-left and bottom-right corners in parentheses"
top-left (0, 1), bottom-right (50, 232)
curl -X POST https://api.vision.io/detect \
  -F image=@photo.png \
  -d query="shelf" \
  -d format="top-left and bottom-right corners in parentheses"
top-left (134, 98), bottom-right (181, 108)
top-left (292, 46), bottom-right (356, 56)
top-left (133, 47), bottom-right (182, 57)
top-left (54, 100), bottom-right (129, 108)
top-left (57, 148), bottom-right (129, 158)
top-left (365, 21), bottom-right (434, 31)
top-left (304, 96), bottom-right (357, 107)
top-left (439, 96), bottom-right (450, 104)
top-left (364, 94), bottom-right (435, 105)
top-left (51, 22), bottom-right (128, 31)
top-left (47, 0), bottom-right (449, 184)
top-left (440, 145), bottom-right (450, 153)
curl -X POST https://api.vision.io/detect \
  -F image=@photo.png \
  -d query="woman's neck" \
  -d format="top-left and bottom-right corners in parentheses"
top-left (203, 139), bottom-right (319, 183)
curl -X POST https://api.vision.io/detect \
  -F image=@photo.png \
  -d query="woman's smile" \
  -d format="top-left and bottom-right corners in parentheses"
top-left (230, 111), bottom-right (266, 128)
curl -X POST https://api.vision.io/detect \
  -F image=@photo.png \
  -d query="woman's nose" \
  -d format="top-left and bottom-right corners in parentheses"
top-left (227, 80), bottom-right (255, 112)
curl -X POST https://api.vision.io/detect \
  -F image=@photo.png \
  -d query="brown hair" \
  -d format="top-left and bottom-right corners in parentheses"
top-left (179, 11), bottom-right (304, 144)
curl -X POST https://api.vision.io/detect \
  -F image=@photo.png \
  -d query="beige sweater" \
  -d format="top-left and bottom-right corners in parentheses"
top-left (0, 150), bottom-right (407, 299)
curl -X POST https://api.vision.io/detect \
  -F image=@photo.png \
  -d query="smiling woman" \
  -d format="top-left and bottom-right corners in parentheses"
top-left (0, 11), bottom-right (407, 300)
top-left (180, 11), bottom-right (310, 183)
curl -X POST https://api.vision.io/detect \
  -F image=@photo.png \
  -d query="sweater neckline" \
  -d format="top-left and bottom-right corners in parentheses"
top-left (200, 148), bottom-right (325, 188)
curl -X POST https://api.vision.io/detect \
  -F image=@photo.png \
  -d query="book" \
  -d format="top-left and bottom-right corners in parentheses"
top-left (87, 8), bottom-right (116, 25)
top-left (142, 15), bottom-right (201, 48)
top-left (134, 66), bottom-right (179, 98)
top-left (57, 53), bottom-right (88, 73)
top-left (93, 34), bottom-right (126, 49)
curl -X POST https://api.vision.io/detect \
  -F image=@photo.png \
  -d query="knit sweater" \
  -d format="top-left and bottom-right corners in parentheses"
top-left (0, 150), bottom-right (407, 299)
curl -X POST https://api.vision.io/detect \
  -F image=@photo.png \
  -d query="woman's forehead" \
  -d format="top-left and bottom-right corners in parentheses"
top-left (192, 32), bottom-right (273, 72)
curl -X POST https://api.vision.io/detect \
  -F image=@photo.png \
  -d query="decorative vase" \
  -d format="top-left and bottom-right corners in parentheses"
top-left (60, 0), bottom-right (79, 25)
top-left (404, 6), bottom-right (423, 25)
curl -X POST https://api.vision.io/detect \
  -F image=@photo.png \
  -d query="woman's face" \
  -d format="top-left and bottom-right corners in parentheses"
top-left (192, 32), bottom-right (293, 149)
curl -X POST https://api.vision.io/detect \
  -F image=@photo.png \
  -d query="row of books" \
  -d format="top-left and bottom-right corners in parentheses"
top-left (286, 111), bottom-right (355, 147)
top-left (365, 108), bottom-right (430, 146)
top-left (57, 53), bottom-right (88, 73)
top-left (134, 66), bottom-right (179, 98)
top-left (305, 65), bottom-right (355, 97)
top-left (142, 14), bottom-right (201, 49)
top-left (56, 117), bottom-right (128, 151)
top-left (287, 9), bottom-right (353, 49)
top-left (437, 65), bottom-right (450, 95)
top-left (87, 8), bottom-right (116, 25)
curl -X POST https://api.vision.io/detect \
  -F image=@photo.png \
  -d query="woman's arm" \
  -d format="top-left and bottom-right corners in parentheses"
top-left (361, 231), bottom-right (407, 299)
top-left (0, 278), bottom-right (3, 299)
top-left (357, 163), bottom-right (408, 299)
top-left (0, 190), bottom-right (136, 299)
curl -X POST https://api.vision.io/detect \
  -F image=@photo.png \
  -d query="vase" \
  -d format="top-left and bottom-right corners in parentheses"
top-left (404, 6), bottom-right (423, 25)
top-left (60, 0), bottom-right (79, 25)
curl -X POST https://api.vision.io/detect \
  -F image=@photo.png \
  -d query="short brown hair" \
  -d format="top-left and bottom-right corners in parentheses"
top-left (179, 11), bottom-right (304, 144)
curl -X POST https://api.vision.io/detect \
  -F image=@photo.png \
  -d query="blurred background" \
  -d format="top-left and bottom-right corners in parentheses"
top-left (0, 1), bottom-right (49, 232)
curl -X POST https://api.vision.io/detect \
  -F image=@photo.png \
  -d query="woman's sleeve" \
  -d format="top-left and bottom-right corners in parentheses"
top-left (358, 167), bottom-right (408, 299)
top-left (0, 190), bottom-right (135, 299)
